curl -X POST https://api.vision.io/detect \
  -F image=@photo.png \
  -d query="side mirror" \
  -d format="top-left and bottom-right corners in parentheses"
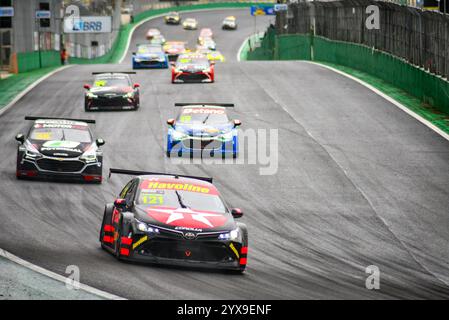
top-left (233, 119), bottom-right (241, 127)
top-left (114, 198), bottom-right (127, 209)
top-left (231, 208), bottom-right (243, 218)
top-left (15, 133), bottom-right (25, 144)
top-left (167, 118), bottom-right (175, 127)
top-left (133, 83), bottom-right (140, 88)
top-left (96, 138), bottom-right (105, 146)
top-left (83, 84), bottom-right (91, 90)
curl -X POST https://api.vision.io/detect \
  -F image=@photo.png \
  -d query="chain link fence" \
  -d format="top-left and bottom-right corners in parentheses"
top-left (287, 0), bottom-right (449, 79)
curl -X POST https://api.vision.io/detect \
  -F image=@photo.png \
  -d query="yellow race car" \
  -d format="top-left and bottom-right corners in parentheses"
top-left (164, 12), bottom-right (180, 25)
top-left (182, 18), bottom-right (198, 30)
top-left (196, 47), bottom-right (225, 62)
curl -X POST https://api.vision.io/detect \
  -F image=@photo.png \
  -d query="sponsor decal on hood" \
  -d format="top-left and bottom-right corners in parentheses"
top-left (145, 206), bottom-right (228, 229)
top-left (38, 140), bottom-right (87, 157)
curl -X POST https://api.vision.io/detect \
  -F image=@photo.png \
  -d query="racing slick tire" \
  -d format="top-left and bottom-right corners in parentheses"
top-left (100, 204), bottom-right (115, 249)
top-left (229, 223), bottom-right (248, 274)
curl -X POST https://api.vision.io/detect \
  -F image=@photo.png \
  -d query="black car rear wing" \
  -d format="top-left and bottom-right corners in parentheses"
top-left (174, 103), bottom-right (234, 107)
top-left (92, 72), bottom-right (136, 75)
top-left (25, 116), bottom-right (96, 124)
top-left (109, 168), bottom-right (213, 183)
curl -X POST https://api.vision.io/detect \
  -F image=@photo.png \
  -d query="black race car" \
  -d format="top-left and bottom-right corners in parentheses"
top-left (15, 116), bottom-right (105, 183)
top-left (84, 72), bottom-right (140, 111)
top-left (100, 169), bottom-right (248, 273)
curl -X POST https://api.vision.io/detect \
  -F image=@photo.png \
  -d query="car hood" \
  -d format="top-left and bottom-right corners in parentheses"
top-left (176, 64), bottom-right (209, 73)
top-left (90, 86), bottom-right (133, 95)
top-left (174, 123), bottom-right (233, 137)
top-left (33, 140), bottom-right (92, 158)
top-left (135, 205), bottom-right (235, 232)
top-left (165, 47), bottom-right (184, 54)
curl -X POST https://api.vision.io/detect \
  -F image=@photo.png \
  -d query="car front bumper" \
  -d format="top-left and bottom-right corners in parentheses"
top-left (167, 136), bottom-right (238, 156)
top-left (120, 235), bottom-right (247, 271)
top-left (16, 155), bottom-right (103, 183)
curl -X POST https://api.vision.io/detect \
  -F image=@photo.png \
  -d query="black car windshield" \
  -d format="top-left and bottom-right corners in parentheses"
top-left (93, 76), bottom-right (130, 87)
top-left (29, 126), bottom-right (92, 143)
top-left (177, 107), bottom-right (229, 124)
top-left (138, 185), bottom-right (227, 213)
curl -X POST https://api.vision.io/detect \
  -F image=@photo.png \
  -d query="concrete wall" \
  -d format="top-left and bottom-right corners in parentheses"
top-left (13, 0), bottom-right (64, 53)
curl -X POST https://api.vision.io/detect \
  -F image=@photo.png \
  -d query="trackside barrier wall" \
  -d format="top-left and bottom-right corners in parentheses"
top-left (16, 51), bottom-right (61, 73)
top-left (245, 31), bottom-right (449, 115)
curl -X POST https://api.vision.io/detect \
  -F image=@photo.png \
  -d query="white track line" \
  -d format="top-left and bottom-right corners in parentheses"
top-left (0, 248), bottom-right (125, 300)
top-left (237, 38), bottom-right (449, 141)
top-left (119, 7), bottom-right (253, 64)
top-left (0, 65), bottom-right (73, 118)
top-left (303, 61), bottom-right (449, 142)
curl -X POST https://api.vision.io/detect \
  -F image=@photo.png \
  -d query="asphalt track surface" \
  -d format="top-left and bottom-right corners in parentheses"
top-left (1, 9), bottom-right (449, 299)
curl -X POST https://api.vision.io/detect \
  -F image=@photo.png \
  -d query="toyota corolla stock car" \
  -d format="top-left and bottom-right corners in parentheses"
top-left (100, 169), bottom-right (248, 273)
top-left (84, 72), bottom-right (140, 111)
top-left (166, 103), bottom-right (241, 158)
top-left (15, 116), bottom-right (105, 183)
top-left (171, 53), bottom-right (214, 83)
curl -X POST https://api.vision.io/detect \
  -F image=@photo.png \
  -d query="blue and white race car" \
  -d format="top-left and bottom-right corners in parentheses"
top-left (132, 44), bottom-right (168, 69)
top-left (166, 103), bottom-right (241, 158)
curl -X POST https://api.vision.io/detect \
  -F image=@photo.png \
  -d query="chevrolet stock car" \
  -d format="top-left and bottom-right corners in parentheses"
top-left (164, 11), bottom-right (180, 25)
top-left (163, 41), bottom-right (187, 61)
top-left (100, 169), bottom-right (248, 273)
top-left (15, 117), bottom-right (105, 183)
top-left (166, 103), bottom-right (241, 158)
top-left (132, 44), bottom-right (169, 69)
top-left (84, 72), bottom-right (140, 111)
top-left (182, 18), bottom-right (198, 30)
top-left (222, 16), bottom-right (237, 30)
top-left (171, 53), bottom-right (214, 83)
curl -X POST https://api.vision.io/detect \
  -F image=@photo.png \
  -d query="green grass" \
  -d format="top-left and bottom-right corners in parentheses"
top-left (319, 62), bottom-right (449, 135)
top-left (0, 66), bottom-right (60, 109)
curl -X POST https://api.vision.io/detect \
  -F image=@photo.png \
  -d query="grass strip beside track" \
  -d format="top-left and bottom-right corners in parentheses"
top-left (0, 66), bottom-right (60, 110)
top-left (238, 34), bottom-right (449, 136)
top-left (319, 62), bottom-right (449, 135)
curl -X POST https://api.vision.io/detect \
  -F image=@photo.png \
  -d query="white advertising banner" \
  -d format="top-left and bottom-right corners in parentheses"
top-left (64, 16), bottom-right (112, 33)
